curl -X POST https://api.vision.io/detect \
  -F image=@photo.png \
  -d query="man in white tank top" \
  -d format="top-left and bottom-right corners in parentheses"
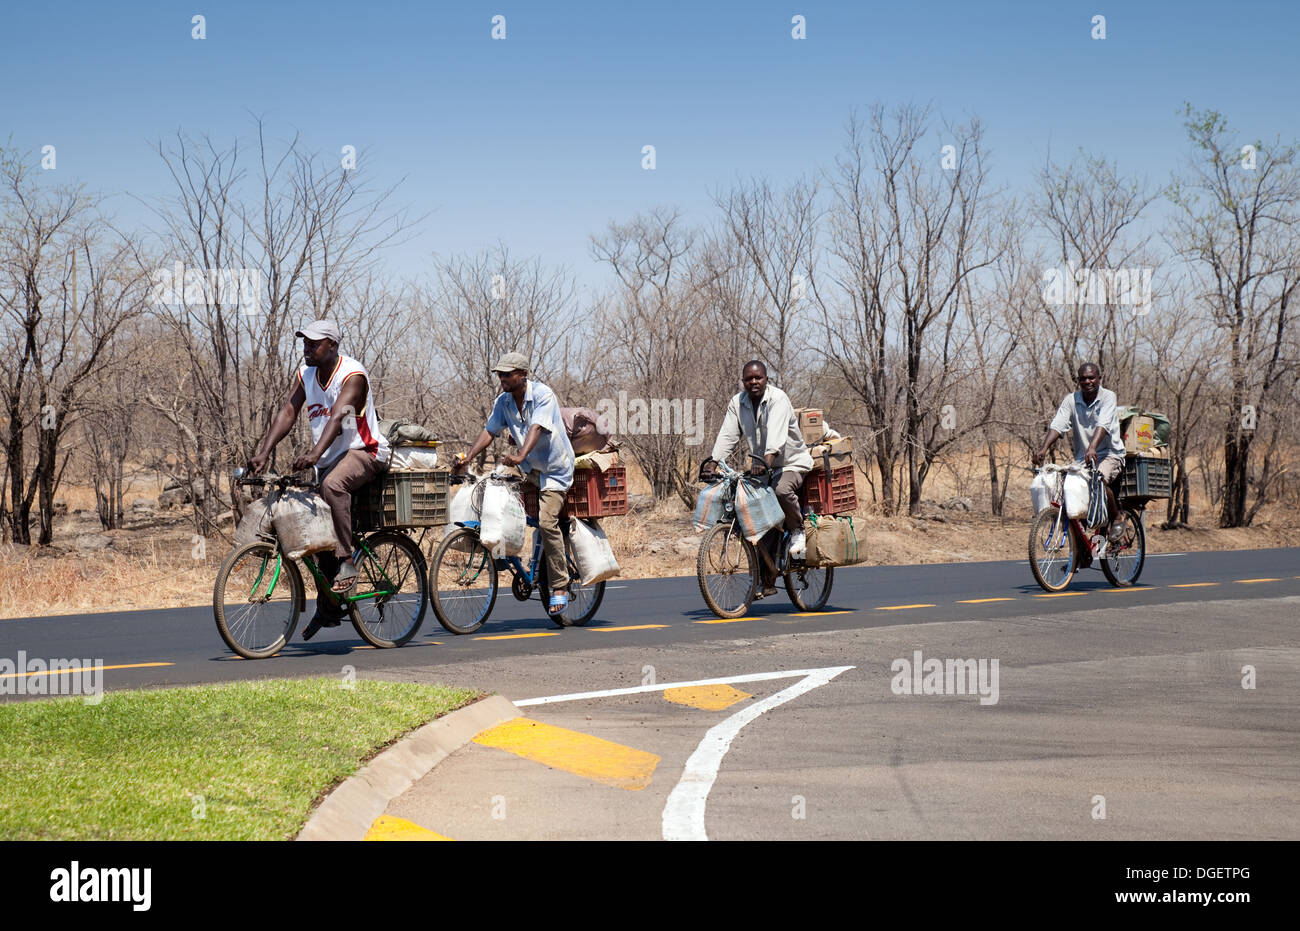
top-left (248, 320), bottom-right (390, 637)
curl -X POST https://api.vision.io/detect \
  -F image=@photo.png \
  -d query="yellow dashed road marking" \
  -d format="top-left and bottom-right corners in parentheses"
top-left (0, 661), bottom-right (172, 680)
top-left (589, 625), bottom-right (670, 632)
top-left (474, 718), bottom-right (659, 790)
top-left (1035, 592), bottom-right (1085, 598)
top-left (1104, 586), bottom-right (1158, 593)
top-left (1236, 578), bottom-right (1281, 584)
top-left (876, 604), bottom-right (935, 611)
top-left (695, 616), bottom-right (763, 624)
top-left (1169, 582), bottom-right (1218, 588)
top-left (475, 632), bottom-right (561, 641)
top-left (958, 598), bottom-right (1016, 604)
top-left (364, 815), bottom-right (453, 841)
top-left (790, 610), bottom-right (853, 616)
top-left (663, 684), bottom-right (752, 711)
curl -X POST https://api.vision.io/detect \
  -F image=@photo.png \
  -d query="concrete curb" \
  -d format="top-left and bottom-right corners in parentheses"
top-left (296, 694), bottom-right (521, 841)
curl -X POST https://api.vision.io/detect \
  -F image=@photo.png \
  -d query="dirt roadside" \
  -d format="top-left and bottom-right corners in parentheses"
top-left (4, 486), bottom-right (1297, 620)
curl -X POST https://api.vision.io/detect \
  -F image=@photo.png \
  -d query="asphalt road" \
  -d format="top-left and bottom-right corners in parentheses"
top-left (1, 547), bottom-right (1296, 693)
top-left (5, 547), bottom-right (1297, 840)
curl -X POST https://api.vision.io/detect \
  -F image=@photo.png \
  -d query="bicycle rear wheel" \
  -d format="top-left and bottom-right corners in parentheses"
top-left (697, 522), bottom-right (757, 618)
top-left (347, 531), bottom-right (428, 647)
top-left (1028, 506), bottom-right (1076, 592)
top-left (214, 541), bottom-right (303, 659)
top-left (1100, 507), bottom-right (1146, 587)
top-left (785, 563), bottom-right (834, 611)
top-left (430, 527), bottom-right (499, 634)
top-left (538, 534), bottom-right (606, 628)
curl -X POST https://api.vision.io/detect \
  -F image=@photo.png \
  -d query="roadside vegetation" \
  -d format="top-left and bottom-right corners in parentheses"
top-left (0, 678), bottom-right (479, 840)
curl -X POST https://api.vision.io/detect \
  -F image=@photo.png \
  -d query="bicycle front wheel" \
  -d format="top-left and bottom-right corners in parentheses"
top-left (347, 531), bottom-right (428, 648)
top-left (214, 541), bottom-right (303, 659)
top-left (1029, 505), bottom-right (1076, 592)
top-left (697, 522), bottom-right (757, 618)
top-left (785, 563), bottom-right (834, 611)
top-left (538, 535), bottom-right (606, 628)
top-left (430, 527), bottom-right (499, 634)
top-left (1100, 507), bottom-right (1146, 587)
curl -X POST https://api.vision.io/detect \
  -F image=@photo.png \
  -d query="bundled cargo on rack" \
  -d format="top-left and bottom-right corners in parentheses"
top-left (521, 452), bottom-right (628, 519)
top-left (800, 435), bottom-right (858, 515)
top-left (352, 470), bottom-right (451, 529)
top-left (802, 513), bottom-right (868, 567)
top-left (1116, 405), bottom-right (1173, 501)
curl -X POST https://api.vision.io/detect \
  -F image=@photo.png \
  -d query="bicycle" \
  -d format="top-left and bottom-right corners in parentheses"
top-left (428, 472), bottom-right (606, 634)
top-left (213, 469), bottom-right (428, 658)
top-left (695, 459), bottom-right (834, 619)
top-left (1027, 462), bottom-right (1146, 593)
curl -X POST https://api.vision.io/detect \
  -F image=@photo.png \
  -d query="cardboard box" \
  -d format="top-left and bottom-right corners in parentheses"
top-left (796, 408), bottom-right (824, 445)
top-left (809, 436), bottom-right (853, 470)
top-left (1123, 415), bottom-right (1155, 454)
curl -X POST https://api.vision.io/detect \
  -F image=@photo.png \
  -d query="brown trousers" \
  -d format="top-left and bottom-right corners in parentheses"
top-left (536, 487), bottom-right (570, 592)
top-left (314, 450), bottom-right (385, 614)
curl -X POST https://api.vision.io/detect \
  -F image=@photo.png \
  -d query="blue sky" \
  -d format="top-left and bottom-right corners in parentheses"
top-left (3, 0), bottom-right (1297, 295)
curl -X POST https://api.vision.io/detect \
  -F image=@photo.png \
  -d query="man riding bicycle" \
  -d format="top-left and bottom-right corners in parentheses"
top-left (453, 352), bottom-right (576, 616)
top-left (705, 360), bottom-right (813, 598)
top-left (247, 320), bottom-right (391, 638)
top-left (1032, 361), bottom-right (1124, 549)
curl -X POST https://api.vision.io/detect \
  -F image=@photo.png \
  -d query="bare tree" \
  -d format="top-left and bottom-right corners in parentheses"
top-left (591, 207), bottom-right (718, 501)
top-left (419, 243), bottom-right (579, 460)
top-left (714, 176), bottom-right (820, 386)
top-left (143, 122), bottom-right (416, 534)
top-left (815, 105), bottom-right (999, 516)
top-left (1168, 106), bottom-right (1300, 527)
top-left (0, 149), bottom-right (148, 543)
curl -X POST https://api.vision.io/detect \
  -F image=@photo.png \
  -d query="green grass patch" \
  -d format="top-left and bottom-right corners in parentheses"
top-left (0, 678), bottom-right (480, 840)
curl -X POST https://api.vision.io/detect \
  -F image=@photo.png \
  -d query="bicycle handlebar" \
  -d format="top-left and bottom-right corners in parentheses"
top-left (234, 468), bottom-right (315, 489)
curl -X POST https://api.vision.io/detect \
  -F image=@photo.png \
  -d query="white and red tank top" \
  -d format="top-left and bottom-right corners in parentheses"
top-left (298, 355), bottom-right (390, 468)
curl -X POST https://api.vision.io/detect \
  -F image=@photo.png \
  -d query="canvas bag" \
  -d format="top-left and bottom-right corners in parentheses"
top-left (1029, 472), bottom-right (1053, 514)
top-left (561, 407), bottom-right (613, 456)
top-left (693, 480), bottom-right (734, 532)
top-left (802, 514), bottom-right (867, 567)
top-left (1063, 472), bottom-right (1089, 519)
top-left (443, 481), bottom-right (479, 538)
top-left (233, 497), bottom-right (275, 546)
top-left (270, 491), bottom-right (338, 558)
top-left (568, 517), bottom-right (620, 585)
top-left (478, 476), bottom-right (527, 557)
top-left (733, 477), bottom-right (784, 543)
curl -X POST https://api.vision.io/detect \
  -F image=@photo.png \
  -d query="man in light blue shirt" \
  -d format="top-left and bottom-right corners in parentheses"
top-left (454, 352), bottom-right (575, 614)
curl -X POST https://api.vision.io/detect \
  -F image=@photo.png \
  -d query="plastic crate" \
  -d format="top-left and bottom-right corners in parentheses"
top-left (1119, 457), bottom-right (1171, 500)
top-left (353, 470), bottom-right (450, 529)
top-left (800, 465), bottom-right (858, 515)
top-left (521, 466), bottom-right (628, 519)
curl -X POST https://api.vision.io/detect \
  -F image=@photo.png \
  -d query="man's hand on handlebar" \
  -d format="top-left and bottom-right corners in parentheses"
top-left (248, 453), bottom-right (270, 475)
top-left (290, 451), bottom-right (320, 473)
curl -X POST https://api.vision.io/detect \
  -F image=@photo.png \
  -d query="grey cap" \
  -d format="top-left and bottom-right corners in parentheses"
top-left (296, 320), bottom-right (341, 344)
top-left (492, 351), bottom-right (530, 374)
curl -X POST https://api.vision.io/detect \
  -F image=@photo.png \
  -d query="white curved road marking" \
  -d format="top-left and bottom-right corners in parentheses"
top-left (514, 667), bottom-right (851, 707)
top-left (662, 665), bottom-right (854, 841)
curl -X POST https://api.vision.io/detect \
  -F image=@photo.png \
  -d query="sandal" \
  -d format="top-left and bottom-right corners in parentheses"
top-left (547, 590), bottom-right (568, 616)
top-left (332, 561), bottom-right (358, 594)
